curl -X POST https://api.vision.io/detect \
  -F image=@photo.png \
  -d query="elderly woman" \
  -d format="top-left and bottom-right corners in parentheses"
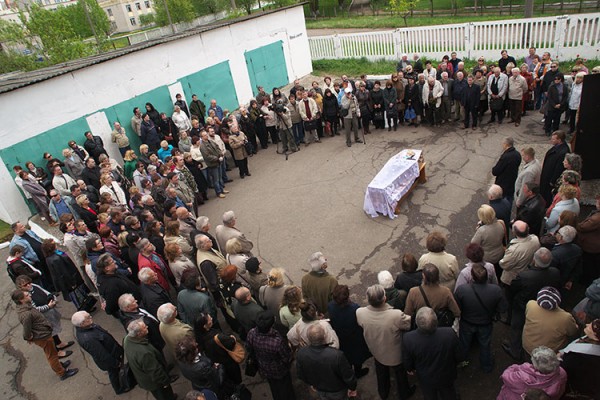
top-left (327, 285), bottom-right (371, 378)
top-left (259, 268), bottom-right (288, 318)
top-left (41, 239), bottom-right (87, 309)
top-left (287, 299), bottom-right (339, 349)
top-left (164, 242), bottom-right (195, 288)
top-left (418, 231), bottom-right (460, 291)
top-left (225, 237), bottom-right (251, 274)
top-left (472, 204), bottom-right (506, 268)
top-left (157, 140), bottom-right (174, 162)
top-left (122, 150), bottom-right (138, 180)
top-left (99, 173), bottom-right (127, 206)
top-left (546, 170), bottom-right (581, 217)
top-left (175, 335), bottom-right (224, 397)
top-left (63, 148), bottom-right (85, 179)
top-left (455, 243), bottom-right (499, 292)
top-left (279, 285), bottom-right (303, 329)
top-left (498, 346), bottom-right (567, 400)
top-left (560, 319), bottom-right (600, 399)
top-left (545, 184), bottom-right (580, 233)
top-left (164, 221), bottom-right (193, 260)
top-left (172, 105), bottom-right (192, 133)
top-left (378, 270), bottom-right (402, 309)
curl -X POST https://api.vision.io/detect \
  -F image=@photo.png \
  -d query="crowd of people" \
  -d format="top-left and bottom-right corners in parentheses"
top-left (5, 49), bottom-right (600, 400)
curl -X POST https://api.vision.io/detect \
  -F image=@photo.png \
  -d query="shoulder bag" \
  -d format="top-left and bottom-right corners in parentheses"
top-left (214, 334), bottom-right (246, 364)
top-left (418, 286), bottom-right (454, 327)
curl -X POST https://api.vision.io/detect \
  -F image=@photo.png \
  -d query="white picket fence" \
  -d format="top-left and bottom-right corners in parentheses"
top-left (309, 13), bottom-right (600, 61)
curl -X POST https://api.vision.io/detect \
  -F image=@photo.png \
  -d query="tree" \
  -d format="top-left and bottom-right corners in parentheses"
top-left (21, 5), bottom-right (94, 63)
top-left (237, 0), bottom-right (254, 14)
top-left (389, 0), bottom-right (419, 26)
top-left (0, 19), bottom-right (39, 73)
top-left (154, 0), bottom-right (196, 26)
top-left (62, 0), bottom-right (112, 38)
top-left (139, 13), bottom-right (156, 27)
top-left (189, 0), bottom-right (227, 16)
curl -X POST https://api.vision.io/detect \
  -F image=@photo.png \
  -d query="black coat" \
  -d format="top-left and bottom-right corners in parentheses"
top-left (327, 301), bottom-right (371, 366)
top-left (550, 242), bottom-right (583, 286)
top-left (490, 198), bottom-right (512, 235)
top-left (84, 136), bottom-right (108, 162)
top-left (516, 194), bottom-right (546, 237)
top-left (402, 327), bottom-right (461, 385)
top-left (462, 83), bottom-right (481, 109)
top-left (452, 79), bottom-right (467, 102)
top-left (185, 160), bottom-right (208, 193)
top-left (140, 283), bottom-right (172, 318)
top-left (322, 94), bottom-right (339, 118)
top-left (75, 324), bottom-right (123, 370)
top-left (97, 273), bottom-right (142, 317)
top-left (7, 258), bottom-right (42, 284)
top-left (45, 252), bottom-right (84, 299)
top-left (74, 204), bottom-right (99, 233)
top-left (546, 82), bottom-right (570, 112)
top-left (404, 84), bottom-right (422, 115)
top-left (297, 344), bottom-right (357, 392)
top-left (119, 309), bottom-right (165, 351)
top-left (178, 355), bottom-right (222, 393)
top-left (540, 142), bottom-right (570, 205)
top-left (509, 266), bottom-right (561, 311)
top-left (492, 146), bottom-right (522, 199)
top-left (81, 166), bottom-right (102, 190)
top-left (394, 271), bottom-right (423, 293)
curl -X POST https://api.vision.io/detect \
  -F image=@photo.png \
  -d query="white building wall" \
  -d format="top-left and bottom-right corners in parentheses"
top-left (0, 5), bottom-right (311, 223)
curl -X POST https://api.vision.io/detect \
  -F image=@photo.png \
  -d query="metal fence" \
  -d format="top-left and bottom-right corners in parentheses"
top-left (308, 13), bottom-right (600, 61)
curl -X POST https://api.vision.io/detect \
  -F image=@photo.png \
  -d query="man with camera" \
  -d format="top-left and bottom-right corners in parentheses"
top-left (272, 100), bottom-right (298, 153)
top-left (340, 88), bottom-right (364, 147)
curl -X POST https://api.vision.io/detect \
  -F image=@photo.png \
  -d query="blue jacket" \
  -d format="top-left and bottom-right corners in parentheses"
top-left (49, 195), bottom-right (80, 222)
top-left (9, 230), bottom-right (42, 263)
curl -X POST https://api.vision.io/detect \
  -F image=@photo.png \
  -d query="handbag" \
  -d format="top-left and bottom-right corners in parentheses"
top-left (214, 334), bottom-right (246, 364)
top-left (118, 362), bottom-right (137, 393)
top-left (418, 286), bottom-right (455, 327)
top-left (244, 349), bottom-right (258, 377)
top-left (340, 108), bottom-right (349, 118)
top-left (404, 106), bottom-right (416, 120)
top-left (303, 119), bottom-right (319, 131)
top-left (373, 110), bottom-right (384, 121)
top-left (490, 97), bottom-right (503, 112)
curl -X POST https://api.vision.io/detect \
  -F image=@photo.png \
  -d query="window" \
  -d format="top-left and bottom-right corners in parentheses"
top-left (144, 0), bottom-right (150, 8)
top-left (106, 8), bottom-right (113, 16)
top-left (126, 4), bottom-right (132, 12)
top-left (135, 2), bottom-right (141, 10)
top-left (130, 17), bottom-right (137, 25)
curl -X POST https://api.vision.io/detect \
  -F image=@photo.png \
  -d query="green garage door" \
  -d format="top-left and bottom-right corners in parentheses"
top-left (179, 61), bottom-right (239, 113)
top-left (245, 41), bottom-right (289, 97)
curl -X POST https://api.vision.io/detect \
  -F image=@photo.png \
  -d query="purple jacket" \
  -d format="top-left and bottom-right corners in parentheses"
top-left (497, 363), bottom-right (566, 400)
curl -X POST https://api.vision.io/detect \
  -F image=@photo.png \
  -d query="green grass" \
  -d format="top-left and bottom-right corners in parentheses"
top-left (305, 13), bottom-right (558, 29)
top-left (312, 57), bottom-right (599, 77)
top-left (0, 220), bottom-right (12, 243)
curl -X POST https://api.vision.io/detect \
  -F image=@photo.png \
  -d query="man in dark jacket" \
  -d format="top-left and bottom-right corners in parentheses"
top-left (232, 287), bottom-right (263, 340)
top-left (503, 247), bottom-right (561, 360)
top-left (12, 290), bottom-right (78, 380)
top-left (81, 158), bottom-right (102, 189)
top-left (462, 75), bottom-right (480, 129)
top-left (550, 225), bottom-right (582, 294)
top-left (540, 131), bottom-right (570, 205)
top-left (83, 131), bottom-right (108, 163)
top-left (488, 184), bottom-right (511, 236)
top-left (454, 264), bottom-right (507, 373)
top-left (402, 307), bottom-right (461, 399)
top-left (118, 292), bottom-right (165, 352)
top-left (544, 73), bottom-right (569, 135)
top-left (123, 319), bottom-right (176, 400)
top-left (72, 311), bottom-right (130, 394)
top-left (95, 253), bottom-right (141, 317)
top-left (139, 267), bottom-right (173, 318)
top-left (492, 137), bottom-right (522, 205)
top-left (141, 114), bottom-right (162, 152)
top-left (452, 72), bottom-right (467, 122)
top-left (515, 182), bottom-right (546, 237)
top-left (297, 323), bottom-right (357, 399)
top-left (189, 94), bottom-right (206, 124)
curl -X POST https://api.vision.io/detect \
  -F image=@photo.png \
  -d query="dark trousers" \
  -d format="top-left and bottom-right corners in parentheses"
top-left (374, 359), bottom-right (411, 400)
top-left (255, 122), bottom-right (269, 148)
top-left (508, 306), bottom-right (526, 357)
top-left (459, 321), bottom-right (493, 372)
top-left (544, 108), bottom-right (563, 135)
top-left (568, 109), bottom-right (578, 133)
top-left (581, 251), bottom-right (600, 285)
top-left (235, 158), bottom-right (249, 177)
top-left (464, 105), bottom-right (478, 127)
top-left (107, 366), bottom-right (122, 394)
top-left (150, 385), bottom-right (176, 400)
top-left (426, 106), bottom-right (441, 125)
top-left (490, 108), bottom-right (504, 122)
top-left (266, 126), bottom-right (279, 144)
top-left (324, 115), bottom-right (339, 135)
top-left (509, 99), bottom-right (522, 123)
top-left (361, 114), bottom-right (371, 132)
top-left (420, 382), bottom-right (457, 400)
top-left (268, 372), bottom-right (296, 400)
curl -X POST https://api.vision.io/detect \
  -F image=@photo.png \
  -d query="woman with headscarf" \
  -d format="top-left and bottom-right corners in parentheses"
top-left (145, 102), bottom-right (161, 126)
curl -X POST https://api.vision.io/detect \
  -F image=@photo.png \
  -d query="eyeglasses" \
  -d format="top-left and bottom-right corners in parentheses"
top-left (51, 193), bottom-right (59, 197)
top-left (551, 65), bottom-right (558, 68)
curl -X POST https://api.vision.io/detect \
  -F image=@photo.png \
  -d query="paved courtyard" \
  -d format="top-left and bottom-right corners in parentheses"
top-left (0, 103), bottom-right (577, 399)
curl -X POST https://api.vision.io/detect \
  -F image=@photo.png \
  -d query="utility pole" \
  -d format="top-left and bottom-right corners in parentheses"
top-left (82, 0), bottom-right (101, 53)
top-left (161, 0), bottom-right (175, 34)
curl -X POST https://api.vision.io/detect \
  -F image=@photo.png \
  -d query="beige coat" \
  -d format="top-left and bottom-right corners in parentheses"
top-left (196, 248), bottom-right (227, 272)
top-left (417, 251), bottom-right (460, 291)
top-left (228, 132), bottom-right (248, 161)
top-left (514, 159), bottom-right (542, 208)
top-left (356, 304), bottom-right (411, 366)
top-left (298, 98), bottom-right (319, 121)
top-left (215, 224), bottom-right (253, 256)
top-left (159, 319), bottom-right (193, 355)
top-left (499, 234), bottom-right (541, 285)
top-left (508, 74), bottom-right (529, 100)
top-left (522, 300), bottom-right (578, 354)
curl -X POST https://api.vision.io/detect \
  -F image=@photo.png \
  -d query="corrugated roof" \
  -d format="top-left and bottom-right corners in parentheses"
top-left (0, 3), bottom-right (306, 94)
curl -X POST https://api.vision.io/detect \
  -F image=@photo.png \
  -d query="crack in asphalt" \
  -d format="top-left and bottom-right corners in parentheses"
top-left (1, 339), bottom-right (36, 400)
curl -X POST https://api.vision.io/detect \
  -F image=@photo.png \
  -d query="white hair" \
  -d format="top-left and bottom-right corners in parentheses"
top-left (558, 225), bottom-right (576, 243)
top-left (157, 303), bottom-right (177, 323)
top-left (138, 268), bottom-right (154, 284)
top-left (308, 251), bottom-right (327, 272)
top-left (377, 270), bottom-right (394, 289)
top-left (441, 72), bottom-right (448, 78)
top-left (71, 311), bottom-right (89, 327)
top-left (141, 195), bottom-right (153, 204)
top-left (488, 184), bottom-right (503, 200)
top-left (531, 346), bottom-right (560, 374)
top-left (126, 318), bottom-right (146, 338)
top-left (196, 216), bottom-right (210, 230)
top-left (118, 293), bottom-right (136, 311)
top-left (416, 307), bottom-right (438, 333)
top-left (456, 71), bottom-right (464, 78)
top-left (222, 210), bottom-right (236, 226)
